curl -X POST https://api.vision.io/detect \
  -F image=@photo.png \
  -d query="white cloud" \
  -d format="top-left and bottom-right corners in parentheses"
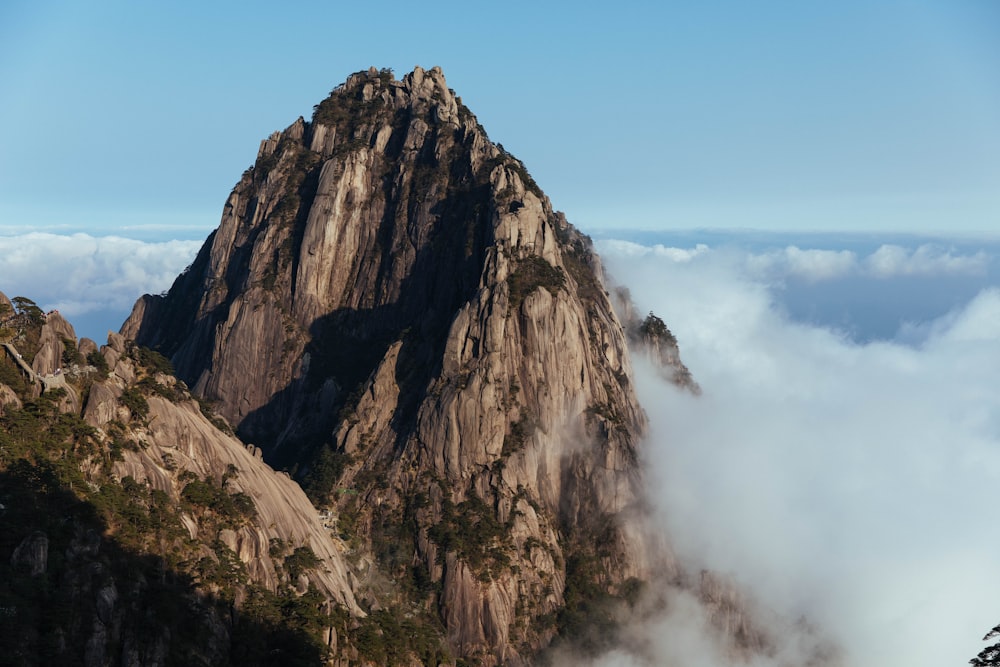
top-left (0, 232), bottom-right (201, 317)
top-left (598, 240), bottom-right (711, 263)
top-left (600, 240), bottom-right (991, 286)
top-left (746, 246), bottom-right (859, 282)
top-left (865, 244), bottom-right (990, 278)
top-left (598, 239), bottom-right (1000, 667)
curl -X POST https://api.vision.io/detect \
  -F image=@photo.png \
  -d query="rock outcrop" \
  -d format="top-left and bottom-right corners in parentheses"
top-left (31, 311), bottom-right (76, 377)
top-left (613, 286), bottom-right (701, 394)
top-left (86, 332), bottom-right (360, 611)
top-left (123, 66), bottom-right (667, 663)
top-left (0, 308), bottom-right (362, 663)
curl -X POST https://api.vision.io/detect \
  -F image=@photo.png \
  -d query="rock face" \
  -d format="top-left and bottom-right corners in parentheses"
top-left (87, 332), bottom-right (360, 611)
top-left (32, 311), bottom-right (76, 377)
top-left (10, 531), bottom-right (48, 577)
top-left (124, 66), bottom-right (665, 663)
top-left (0, 319), bottom-right (361, 664)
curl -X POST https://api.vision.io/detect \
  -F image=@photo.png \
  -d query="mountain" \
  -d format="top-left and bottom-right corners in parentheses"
top-left (1, 67), bottom-right (830, 665)
top-left (122, 65), bottom-right (668, 664)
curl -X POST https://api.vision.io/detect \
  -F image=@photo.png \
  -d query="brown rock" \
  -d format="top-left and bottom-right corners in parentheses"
top-left (31, 311), bottom-right (76, 377)
top-left (0, 382), bottom-right (21, 416)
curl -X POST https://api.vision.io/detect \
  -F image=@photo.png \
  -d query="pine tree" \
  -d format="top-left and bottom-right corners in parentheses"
top-left (971, 624), bottom-right (1000, 666)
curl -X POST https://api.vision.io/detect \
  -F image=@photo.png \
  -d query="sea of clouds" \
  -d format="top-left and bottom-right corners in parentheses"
top-left (2, 230), bottom-right (999, 665)
top-left (596, 237), bottom-right (1000, 666)
top-left (0, 232), bottom-right (202, 341)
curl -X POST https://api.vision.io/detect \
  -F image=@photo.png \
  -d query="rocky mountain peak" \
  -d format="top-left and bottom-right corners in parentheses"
top-left (118, 66), bottom-right (692, 664)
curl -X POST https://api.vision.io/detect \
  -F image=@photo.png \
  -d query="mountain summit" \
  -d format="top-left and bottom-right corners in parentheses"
top-left (124, 65), bottom-right (662, 662)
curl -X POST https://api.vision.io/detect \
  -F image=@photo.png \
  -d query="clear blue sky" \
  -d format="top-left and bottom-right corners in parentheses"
top-left (1, 0), bottom-right (998, 239)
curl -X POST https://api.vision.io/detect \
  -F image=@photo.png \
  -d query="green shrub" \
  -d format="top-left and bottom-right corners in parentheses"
top-left (302, 445), bottom-right (350, 502)
top-left (181, 476), bottom-right (256, 524)
top-left (284, 546), bottom-right (321, 580)
top-left (637, 312), bottom-right (676, 345)
top-left (119, 388), bottom-right (148, 420)
top-left (132, 346), bottom-right (174, 375)
top-left (352, 608), bottom-right (450, 667)
top-left (86, 350), bottom-right (109, 376)
top-left (508, 256), bottom-right (565, 309)
top-left (560, 232), bottom-right (604, 303)
top-left (60, 338), bottom-right (83, 366)
top-left (502, 409), bottom-right (536, 457)
top-left (428, 494), bottom-right (509, 581)
top-left (196, 397), bottom-right (233, 435)
top-left (137, 376), bottom-right (182, 402)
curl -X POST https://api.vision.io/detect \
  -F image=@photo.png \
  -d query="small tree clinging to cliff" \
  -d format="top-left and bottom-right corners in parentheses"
top-left (971, 624), bottom-right (1000, 666)
top-left (638, 311), bottom-right (676, 345)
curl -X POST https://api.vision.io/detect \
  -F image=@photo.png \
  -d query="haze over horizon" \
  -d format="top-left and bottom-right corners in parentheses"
top-left (2, 1), bottom-right (999, 238)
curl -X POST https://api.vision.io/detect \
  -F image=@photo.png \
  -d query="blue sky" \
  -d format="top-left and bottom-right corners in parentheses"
top-left (1, 0), bottom-right (999, 237)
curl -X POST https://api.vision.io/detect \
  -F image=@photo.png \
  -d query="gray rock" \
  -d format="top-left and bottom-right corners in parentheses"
top-left (11, 530), bottom-right (48, 576)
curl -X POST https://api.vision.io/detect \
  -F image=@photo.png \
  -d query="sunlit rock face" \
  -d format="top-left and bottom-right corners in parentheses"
top-left (124, 66), bottom-right (668, 664)
top-left (85, 332), bottom-right (360, 613)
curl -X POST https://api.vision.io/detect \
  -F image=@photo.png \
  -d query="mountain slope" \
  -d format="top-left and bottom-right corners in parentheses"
top-left (0, 293), bottom-right (367, 664)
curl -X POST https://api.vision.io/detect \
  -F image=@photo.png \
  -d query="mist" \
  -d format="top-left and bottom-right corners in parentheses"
top-left (598, 237), bottom-right (1000, 666)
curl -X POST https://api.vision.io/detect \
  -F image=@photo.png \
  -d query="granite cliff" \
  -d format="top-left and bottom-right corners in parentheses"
top-left (122, 66), bottom-right (669, 663)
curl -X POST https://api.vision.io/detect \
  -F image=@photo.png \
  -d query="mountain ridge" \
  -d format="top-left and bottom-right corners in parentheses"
top-left (0, 291), bottom-right (368, 664)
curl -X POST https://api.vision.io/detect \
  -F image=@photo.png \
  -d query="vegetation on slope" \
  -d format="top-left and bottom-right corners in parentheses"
top-left (1, 293), bottom-right (465, 665)
top-left (0, 303), bottom-right (338, 665)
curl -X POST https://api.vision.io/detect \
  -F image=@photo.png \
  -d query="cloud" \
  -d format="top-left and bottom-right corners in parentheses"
top-left (598, 239), bottom-right (1000, 667)
top-left (745, 246), bottom-right (859, 282)
top-left (865, 244), bottom-right (990, 278)
top-left (601, 239), bottom-right (992, 286)
top-left (755, 243), bottom-right (988, 282)
top-left (0, 232), bottom-right (201, 318)
top-left (589, 591), bottom-right (755, 667)
top-left (898, 287), bottom-right (1000, 347)
top-left (598, 240), bottom-right (712, 264)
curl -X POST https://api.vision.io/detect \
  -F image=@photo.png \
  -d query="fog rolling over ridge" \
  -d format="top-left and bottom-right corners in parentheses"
top-left (599, 239), bottom-right (1000, 667)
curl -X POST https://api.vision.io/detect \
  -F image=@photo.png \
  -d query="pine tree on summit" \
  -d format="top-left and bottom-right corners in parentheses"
top-left (971, 624), bottom-right (1000, 666)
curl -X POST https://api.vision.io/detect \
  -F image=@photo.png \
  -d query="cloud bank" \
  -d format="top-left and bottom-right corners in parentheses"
top-left (598, 239), bottom-right (1000, 666)
top-left (601, 239), bottom-right (991, 284)
top-left (0, 233), bottom-right (201, 338)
